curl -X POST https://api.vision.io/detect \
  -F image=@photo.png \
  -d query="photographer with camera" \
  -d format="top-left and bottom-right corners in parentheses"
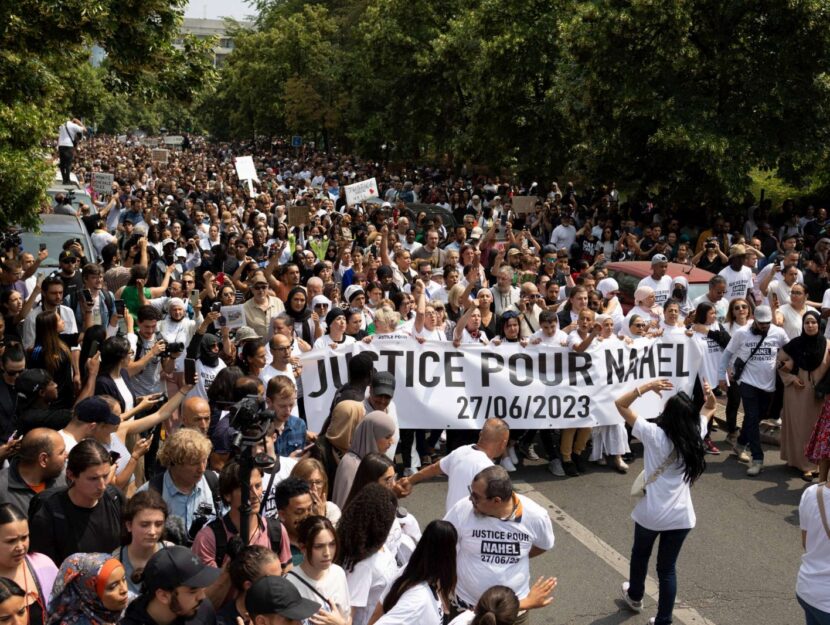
top-left (124, 306), bottom-right (177, 398)
top-left (692, 237), bottom-right (728, 274)
top-left (159, 297), bottom-right (203, 402)
top-left (138, 427), bottom-right (219, 546)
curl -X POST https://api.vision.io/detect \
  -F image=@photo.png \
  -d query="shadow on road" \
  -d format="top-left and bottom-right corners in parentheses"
top-left (586, 606), bottom-right (640, 625)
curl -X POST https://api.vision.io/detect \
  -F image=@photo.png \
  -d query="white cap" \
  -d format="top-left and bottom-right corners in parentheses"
top-left (174, 247), bottom-right (187, 258)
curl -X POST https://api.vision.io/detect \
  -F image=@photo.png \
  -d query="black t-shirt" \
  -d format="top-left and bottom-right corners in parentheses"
top-left (29, 485), bottom-right (125, 565)
top-left (17, 407), bottom-right (73, 435)
top-left (54, 270), bottom-right (84, 301)
top-left (696, 254), bottom-right (726, 274)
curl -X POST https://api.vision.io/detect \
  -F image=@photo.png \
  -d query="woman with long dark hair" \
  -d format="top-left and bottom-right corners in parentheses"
top-left (285, 516), bottom-right (350, 624)
top-left (615, 380), bottom-right (711, 625)
top-left (0, 504), bottom-right (57, 625)
top-left (371, 520), bottom-right (457, 625)
top-left (236, 339), bottom-right (266, 378)
top-left (95, 336), bottom-right (136, 413)
top-left (28, 310), bottom-right (73, 408)
top-left (0, 578), bottom-right (27, 625)
top-left (336, 484), bottom-right (398, 625)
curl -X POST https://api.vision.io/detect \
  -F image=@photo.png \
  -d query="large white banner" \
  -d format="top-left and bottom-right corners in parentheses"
top-left (299, 336), bottom-right (702, 432)
top-left (344, 177), bottom-right (379, 206)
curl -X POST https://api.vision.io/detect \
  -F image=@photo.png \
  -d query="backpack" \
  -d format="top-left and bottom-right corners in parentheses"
top-left (207, 513), bottom-right (284, 566)
top-left (148, 469), bottom-right (222, 514)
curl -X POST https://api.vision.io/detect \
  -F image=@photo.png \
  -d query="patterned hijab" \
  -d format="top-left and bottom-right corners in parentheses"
top-left (47, 553), bottom-right (125, 625)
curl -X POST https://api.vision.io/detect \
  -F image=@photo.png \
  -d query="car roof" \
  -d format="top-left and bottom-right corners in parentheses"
top-left (37, 214), bottom-right (88, 233)
top-left (605, 261), bottom-right (714, 283)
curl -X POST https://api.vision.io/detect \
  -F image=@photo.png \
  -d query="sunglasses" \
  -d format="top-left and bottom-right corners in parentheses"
top-left (253, 285), bottom-right (268, 290)
top-left (3, 369), bottom-right (23, 377)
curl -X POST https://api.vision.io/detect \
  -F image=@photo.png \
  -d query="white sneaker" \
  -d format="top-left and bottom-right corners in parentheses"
top-left (501, 456), bottom-right (517, 472)
top-left (734, 445), bottom-right (750, 463)
top-left (747, 460), bottom-right (763, 476)
top-left (547, 458), bottom-right (565, 477)
top-left (620, 582), bottom-right (643, 613)
top-left (507, 445), bottom-right (519, 464)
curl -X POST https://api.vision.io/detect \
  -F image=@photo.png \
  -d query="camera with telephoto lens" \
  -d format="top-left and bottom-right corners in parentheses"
top-left (162, 341), bottom-right (185, 358)
top-left (0, 230), bottom-right (22, 250)
top-left (187, 502), bottom-right (215, 542)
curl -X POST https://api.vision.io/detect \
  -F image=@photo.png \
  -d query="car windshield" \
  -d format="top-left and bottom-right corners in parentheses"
top-left (18, 232), bottom-right (93, 269)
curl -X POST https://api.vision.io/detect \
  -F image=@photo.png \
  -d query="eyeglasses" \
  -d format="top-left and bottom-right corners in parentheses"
top-left (467, 485), bottom-right (491, 503)
top-left (183, 280), bottom-right (195, 284)
top-left (733, 305), bottom-right (748, 310)
top-left (3, 369), bottom-right (23, 377)
top-left (253, 285), bottom-right (267, 290)
top-left (633, 323), bottom-right (646, 328)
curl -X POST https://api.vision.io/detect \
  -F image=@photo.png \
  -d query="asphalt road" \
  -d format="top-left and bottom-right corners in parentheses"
top-left (402, 430), bottom-right (807, 625)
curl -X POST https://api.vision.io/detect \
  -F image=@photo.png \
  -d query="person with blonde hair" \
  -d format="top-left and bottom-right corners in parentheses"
top-left (138, 427), bottom-right (217, 541)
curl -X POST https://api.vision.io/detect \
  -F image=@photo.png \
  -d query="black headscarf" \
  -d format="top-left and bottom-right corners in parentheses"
top-left (782, 310), bottom-right (826, 373)
top-left (285, 286), bottom-right (311, 322)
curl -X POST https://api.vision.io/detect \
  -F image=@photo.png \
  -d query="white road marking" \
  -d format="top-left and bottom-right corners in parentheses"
top-left (515, 481), bottom-right (717, 625)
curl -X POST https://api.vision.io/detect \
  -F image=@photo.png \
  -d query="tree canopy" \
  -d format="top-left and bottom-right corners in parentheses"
top-left (206, 0), bottom-right (830, 202)
top-left (0, 0), bottom-right (215, 227)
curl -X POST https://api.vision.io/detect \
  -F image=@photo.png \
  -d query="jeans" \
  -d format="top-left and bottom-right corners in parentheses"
top-left (628, 523), bottom-right (691, 625)
top-left (798, 594), bottom-right (830, 625)
top-left (58, 146), bottom-right (74, 183)
top-left (738, 383), bottom-right (771, 461)
top-left (725, 381), bottom-right (741, 434)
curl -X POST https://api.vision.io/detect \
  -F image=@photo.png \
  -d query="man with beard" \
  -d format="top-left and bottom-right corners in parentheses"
top-left (121, 545), bottom-right (220, 625)
top-left (0, 428), bottom-right (67, 512)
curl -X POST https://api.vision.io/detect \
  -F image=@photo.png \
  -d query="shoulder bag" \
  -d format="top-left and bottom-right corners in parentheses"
top-left (631, 453), bottom-right (676, 499)
top-left (733, 335), bottom-right (766, 383)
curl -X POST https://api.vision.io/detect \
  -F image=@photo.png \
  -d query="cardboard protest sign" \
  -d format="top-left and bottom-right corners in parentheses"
top-left (288, 204), bottom-right (309, 227)
top-left (344, 177), bottom-right (379, 206)
top-left (512, 196), bottom-right (538, 214)
top-left (151, 149), bottom-right (169, 164)
top-left (91, 172), bottom-right (114, 197)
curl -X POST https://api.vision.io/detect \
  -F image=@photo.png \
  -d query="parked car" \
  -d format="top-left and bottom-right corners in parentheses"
top-left (18, 214), bottom-right (98, 277)
top-left (604, 261), bottom-right (714, 314)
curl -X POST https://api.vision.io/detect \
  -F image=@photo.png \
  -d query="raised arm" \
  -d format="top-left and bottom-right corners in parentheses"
top-left (615, 379), bottom-right (674, 427)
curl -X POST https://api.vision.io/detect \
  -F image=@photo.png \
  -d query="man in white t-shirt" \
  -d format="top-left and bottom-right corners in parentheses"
top-left (398, 419), bottom-right (509, 513)
top-left (57, 118), bottom-right (86, 184)
top-left (717, 244), bottom-right (754, 302)
top-left (718, 305), bottom-right (788, 476)
top-left (692, 275), bottom-right (728, 322)
top-left (444, 465), bottom-right (555, 613)
top-left (549, 214), bottom-right (577, 253)
top-left (636, 254), bottom-right (673, 306)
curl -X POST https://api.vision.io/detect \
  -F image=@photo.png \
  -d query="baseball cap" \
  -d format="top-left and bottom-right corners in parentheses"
top-left (382, 201), bottom-right (392, 208)
top-left (507, 248), bottom-right (521, 257)
top-left (754, 305), bottom-right (773, 323)
top-left (470, 226), bottom-right (483, 240)
top-left (75, 396), bottom-right (121, 426)
top-left (161, 238), bottom-right (176, 248)
top-left (15, 369), bottom-right (51, 399)
top-left (651, 254), bottom-right (668, 264)
top-left (233, 326), bottom-right (260, 345)
top-left (143, 546), bottom-right (221, 593)
top-left (59, 250), bottom-right (78, 262)
top-left (174, 247), bottom-right (187, 259)
top-left (371, 371), bottom-right (396, 397)
top-left (245, 576), bottom-right (320, 621)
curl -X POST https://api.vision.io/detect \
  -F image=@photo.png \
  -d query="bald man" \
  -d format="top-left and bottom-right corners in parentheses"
top-left (180, 397), bottom-right (211, 437)
top-left (0, 428), bottom-right (67, 512)
top-left (398, 418), bottom-right (510, 513)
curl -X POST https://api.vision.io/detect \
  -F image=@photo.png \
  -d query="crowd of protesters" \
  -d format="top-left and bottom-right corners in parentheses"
top-left (0, 131), bottom-right (824, 625)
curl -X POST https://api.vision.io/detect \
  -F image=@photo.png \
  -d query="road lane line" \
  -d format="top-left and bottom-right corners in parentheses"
top-left (515, 482), bottom-right (717, 625)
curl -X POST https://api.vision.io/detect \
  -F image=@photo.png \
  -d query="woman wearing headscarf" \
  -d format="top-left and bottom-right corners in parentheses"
top-left (597, 278), bottom-right (625, 334)
top-left (777, 311), bottom-right (830, 481)
top-left (321, 400), bottom-right (367, 491)
top-left (331, 411), bottom-right (396, 508)
top-left (669, 275), bottom-right (695, 319)
top-left (285, 286), bottom-right (321, 344)
top-left (47, 553), bottom-right (129, 625)
top-left (623, 286), bottom-right (662, 337)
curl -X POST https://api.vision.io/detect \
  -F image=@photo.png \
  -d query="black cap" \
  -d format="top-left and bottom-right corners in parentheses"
top-left (245, 576), bottom-right (320, 620)
top-left (143, 546), bottom-right (221, 593)
top-left (75, 396), bottom-right (120, 426)
top-left (59, 249), bottom-right (79, 262)
top-left (15, 369), bottom-right (51, 398)
top-left (371, 371), bottom-right (396, 397)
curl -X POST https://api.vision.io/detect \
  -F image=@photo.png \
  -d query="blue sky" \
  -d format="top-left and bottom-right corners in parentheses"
top-left (186, 0), bottom-right (255, 20)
